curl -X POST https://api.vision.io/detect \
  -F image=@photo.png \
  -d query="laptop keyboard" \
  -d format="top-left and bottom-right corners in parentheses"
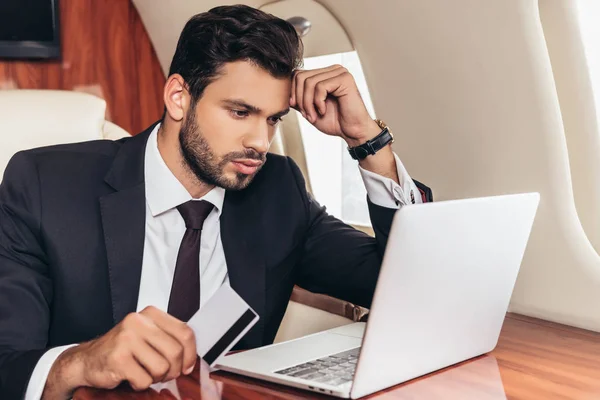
top-left (274, 347), bottom-right (360, 386)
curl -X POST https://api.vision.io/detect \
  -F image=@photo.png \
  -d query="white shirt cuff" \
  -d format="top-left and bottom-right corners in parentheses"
top-left (359, 153), bottom-right (423, 209)
top-left (25, 344), bottom-right (78, 400)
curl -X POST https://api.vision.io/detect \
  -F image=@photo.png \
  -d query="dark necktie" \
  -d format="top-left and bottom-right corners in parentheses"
top-left (167, 200), bottom-right (214, 322)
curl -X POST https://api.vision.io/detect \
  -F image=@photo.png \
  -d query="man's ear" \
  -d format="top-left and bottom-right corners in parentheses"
top-left (163, 74), bottom-right (190, 122)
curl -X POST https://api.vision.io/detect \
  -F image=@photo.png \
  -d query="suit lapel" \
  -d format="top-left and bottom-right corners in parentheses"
top-left (100, 126), bottom-right (154, 325)
top-left (221, 188), bottom-right (267, 348)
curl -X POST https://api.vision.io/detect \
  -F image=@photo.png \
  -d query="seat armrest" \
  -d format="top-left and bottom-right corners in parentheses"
top-left (290, 286), bottom-right (369, 322)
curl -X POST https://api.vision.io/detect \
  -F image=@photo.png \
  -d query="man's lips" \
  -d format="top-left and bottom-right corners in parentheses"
top-left (233, 159), bottom-right (263, 167)
top-left (231, 159), bottom-right (263, 174)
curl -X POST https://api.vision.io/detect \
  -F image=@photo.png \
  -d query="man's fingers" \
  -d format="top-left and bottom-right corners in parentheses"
top-left (121, 356), bottom-right (154, 391)
top-left (124, 311), bottom-right (184, 380)
top-left (140, 306), bottom-right (197, 374)
top-left (291, 64), bottom-right (341, 107)
top-left (131, 339), bottom-right (171, 383)
top-left (302, 68), bottom-right (347, 122)
top-left (293, 65), bottom-right (344, 118)
top-left (144, 325), bottom-right (186, 380)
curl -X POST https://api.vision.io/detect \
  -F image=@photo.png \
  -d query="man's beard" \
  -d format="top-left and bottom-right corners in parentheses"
top-left (179, 112), bottom-right (266, 191)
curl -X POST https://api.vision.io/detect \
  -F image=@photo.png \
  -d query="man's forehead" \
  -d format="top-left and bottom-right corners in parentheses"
top-left (206, 62), bottom-right (291, 113)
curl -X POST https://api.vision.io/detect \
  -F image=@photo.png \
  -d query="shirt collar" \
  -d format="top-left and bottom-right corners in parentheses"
top-left (144, 123), bottom-right (225, 217)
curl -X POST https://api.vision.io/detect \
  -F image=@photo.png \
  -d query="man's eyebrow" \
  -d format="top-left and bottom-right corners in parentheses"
top-left (272, 108), bottom-right (290, 118)
top-left (221, 99), bottom-right (262, 114)
top-left (221, 99), bottom-right (289, 118)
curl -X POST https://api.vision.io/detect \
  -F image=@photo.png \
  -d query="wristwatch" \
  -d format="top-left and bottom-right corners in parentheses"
top-left (347, 119), bottom-right (394, 160)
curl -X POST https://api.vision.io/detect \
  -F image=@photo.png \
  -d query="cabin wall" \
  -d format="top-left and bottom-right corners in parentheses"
top-left (321, 0), bottom-right (600, 331)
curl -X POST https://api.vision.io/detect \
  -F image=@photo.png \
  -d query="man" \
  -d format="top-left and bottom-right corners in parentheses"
top-left (0, 4), bottom-right (430, 399)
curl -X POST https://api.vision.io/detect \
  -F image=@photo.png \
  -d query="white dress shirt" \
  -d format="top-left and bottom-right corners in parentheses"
top-left (25, 124), bottom-right (421, 399)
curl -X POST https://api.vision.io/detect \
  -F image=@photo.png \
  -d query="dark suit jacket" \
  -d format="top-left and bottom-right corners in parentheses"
top-left (0, 124), bottom-right (430, 398)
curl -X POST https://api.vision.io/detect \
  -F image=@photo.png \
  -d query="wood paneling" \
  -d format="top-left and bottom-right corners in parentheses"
top-left (74, 313), bottom-right (600, 399)
top-left (0, 0), bottom-right (165, 135)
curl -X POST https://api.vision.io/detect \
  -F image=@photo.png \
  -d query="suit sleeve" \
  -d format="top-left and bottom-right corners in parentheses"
top-left (288, 157), bottom-right (431, 309)
top-left (0, 152), bottom-right (54, 399)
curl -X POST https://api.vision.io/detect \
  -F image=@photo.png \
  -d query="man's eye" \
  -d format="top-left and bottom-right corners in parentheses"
top-left (269, 117), bottom-right (282, 125)
top-left (231, 110), bottom-right (249, 118)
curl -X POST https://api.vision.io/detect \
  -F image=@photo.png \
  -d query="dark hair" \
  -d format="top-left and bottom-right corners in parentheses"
top-left (168, 4), bottom-right (304, 104)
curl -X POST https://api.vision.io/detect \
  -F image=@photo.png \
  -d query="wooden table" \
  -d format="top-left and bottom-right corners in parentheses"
top-left (73, 313), bottom-right (600, 399)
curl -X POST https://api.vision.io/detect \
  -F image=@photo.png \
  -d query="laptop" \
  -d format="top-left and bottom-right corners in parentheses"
top-left (215, 193), bottom-right (540, 398)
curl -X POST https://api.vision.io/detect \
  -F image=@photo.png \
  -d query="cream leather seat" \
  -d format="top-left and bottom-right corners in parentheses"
top-left (0, 89), bottom-right (129, 178)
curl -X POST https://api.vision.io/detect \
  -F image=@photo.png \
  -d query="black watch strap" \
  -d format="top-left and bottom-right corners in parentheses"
top-left (348, 127), bottom-right (394, 160)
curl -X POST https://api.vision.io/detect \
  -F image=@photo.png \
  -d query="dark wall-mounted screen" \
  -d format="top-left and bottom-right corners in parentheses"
top-left (0, 0), bottom-right (60, 59)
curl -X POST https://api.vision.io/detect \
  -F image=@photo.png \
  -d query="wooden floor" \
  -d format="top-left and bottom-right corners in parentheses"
top-left (74, 313), bottom-right (600, 399)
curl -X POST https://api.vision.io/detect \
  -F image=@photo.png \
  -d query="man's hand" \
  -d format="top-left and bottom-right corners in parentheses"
top-left (290, 64), bottom-right (382, 147)
top-left (290, 64), bottom-right (399, 183)
top-left (42, 306), bottom-right (197, 399)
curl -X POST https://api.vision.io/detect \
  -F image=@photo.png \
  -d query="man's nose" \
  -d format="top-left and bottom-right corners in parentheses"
top-left (242, 122), bottom-right (270, 155)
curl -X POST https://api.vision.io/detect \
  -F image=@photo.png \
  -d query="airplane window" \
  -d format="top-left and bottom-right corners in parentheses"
top-left (577, 0), bottom-right (600, 128)
top-left (296, 51), bottom-right (376, 226)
